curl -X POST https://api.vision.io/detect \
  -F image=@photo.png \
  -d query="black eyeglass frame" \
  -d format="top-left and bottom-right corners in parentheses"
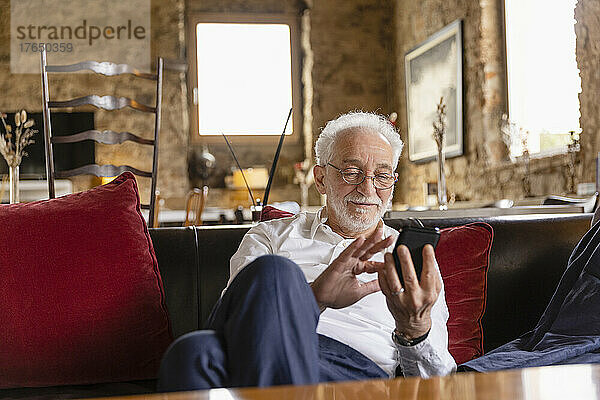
top-left (327, 162), bottom-right (398, 190)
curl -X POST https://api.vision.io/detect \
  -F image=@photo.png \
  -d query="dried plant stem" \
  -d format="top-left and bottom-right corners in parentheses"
top-left (0, 110), bottom-right (37, 169)
top-left (432, 97), bottom-right (448, 209)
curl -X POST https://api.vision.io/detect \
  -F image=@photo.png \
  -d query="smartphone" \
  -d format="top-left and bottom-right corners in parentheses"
top-left (393, 226), bottom-right (440, 287)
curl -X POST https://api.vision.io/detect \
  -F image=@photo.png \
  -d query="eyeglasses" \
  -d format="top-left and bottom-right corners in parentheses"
top-left (327, 163), bottom-right (397, 190)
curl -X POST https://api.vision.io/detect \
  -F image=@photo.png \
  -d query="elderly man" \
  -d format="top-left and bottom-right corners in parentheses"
top-left (158, 111), bottom-right (456, 391)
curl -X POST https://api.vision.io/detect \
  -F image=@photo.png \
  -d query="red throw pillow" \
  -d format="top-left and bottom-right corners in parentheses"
top-left (260, 205), bottom-right (294, 221)
top-left (436, 223), bottom-right (493, 365)
top-left (0, 172), bottom-right (173, 389)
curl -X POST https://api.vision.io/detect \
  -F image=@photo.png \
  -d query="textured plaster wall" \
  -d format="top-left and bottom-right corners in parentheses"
top-left (187, 0), bottom-right (394, 207)
top-left (2, 0), bottom-right (596, 207)
top-left (394, 0), bottom-right (591, 205)
top-left (576, 0), bottom-right (600, 186)
top-left (0, 0), bottom-right (188, 206)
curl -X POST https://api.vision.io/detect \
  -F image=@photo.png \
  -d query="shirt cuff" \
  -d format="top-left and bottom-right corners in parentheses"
top-left (394, 336), bottom-right (442, 378)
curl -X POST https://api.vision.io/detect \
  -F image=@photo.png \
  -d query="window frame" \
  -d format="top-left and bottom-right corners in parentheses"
top-left (186, 13), bottom-right (302, 145)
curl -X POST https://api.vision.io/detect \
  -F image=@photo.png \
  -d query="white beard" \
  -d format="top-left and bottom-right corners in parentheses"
top-left (328, 190), bottom-right (392, 233)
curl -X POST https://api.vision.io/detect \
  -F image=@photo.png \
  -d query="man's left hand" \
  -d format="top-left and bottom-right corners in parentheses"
top-left (379, 244), bottom-right (441, 339)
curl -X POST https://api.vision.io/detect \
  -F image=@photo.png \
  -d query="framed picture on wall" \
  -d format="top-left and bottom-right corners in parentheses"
top-left (405, 19), bottom-right (463, 162)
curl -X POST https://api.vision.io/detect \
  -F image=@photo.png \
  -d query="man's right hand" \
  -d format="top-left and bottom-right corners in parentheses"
top-left (310, 227), bottom-right (394, 312)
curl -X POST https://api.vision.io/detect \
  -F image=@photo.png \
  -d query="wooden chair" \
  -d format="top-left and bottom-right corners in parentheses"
top-left (153, 190), bottom-right (163, 228)
top-left (184, 186), bottom-right (209, 226)
top-left (40, 49), bottom-right (163, 227)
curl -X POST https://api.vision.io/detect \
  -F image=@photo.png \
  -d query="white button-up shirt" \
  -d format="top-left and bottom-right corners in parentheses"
top-left (228, 208), bottom-right (457, 378)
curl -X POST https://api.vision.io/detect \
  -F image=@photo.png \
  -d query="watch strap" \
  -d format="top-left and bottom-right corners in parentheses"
top-left (392, 328), bottom-right (430, 347)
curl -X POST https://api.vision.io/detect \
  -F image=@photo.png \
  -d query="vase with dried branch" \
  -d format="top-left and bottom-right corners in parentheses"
top-left (432, 97), bottom-right (448, 210)
top-left (0, 110), bottom-right (38, 203)
top-left (520, 130), bottom-right (531, 197)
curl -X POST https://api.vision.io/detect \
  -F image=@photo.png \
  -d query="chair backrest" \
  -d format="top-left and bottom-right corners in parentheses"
top-left (40, 49), bottom-right (163, 227)
top-left (184, 186), bottom-right (209, 226)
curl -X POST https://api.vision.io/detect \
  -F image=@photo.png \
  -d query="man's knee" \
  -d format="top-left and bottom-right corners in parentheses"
top-left (241, 254), bottom-right (306, 287)
top-left (158, 330), bottom-right (227, 391)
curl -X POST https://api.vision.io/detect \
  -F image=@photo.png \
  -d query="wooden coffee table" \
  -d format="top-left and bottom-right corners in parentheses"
top-left (91, 364), bottom-right (600, 400)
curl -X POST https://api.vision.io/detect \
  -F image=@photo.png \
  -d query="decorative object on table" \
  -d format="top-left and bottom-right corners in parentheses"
top-left (433, 97), bottom-right (448, 210)
top-left (188, 145), bottom-right (216, 188)
top-left (405, 19), bottom-right (463, 162)
top-left (388, 111), bottom-right (398, 126)
top-left (566, 131), bottom-right (580, 194)
top-left (226, 167), bottom-right (269, 190)
top-left (293, 159), bottom-right (314, 210)
top-left (0, 110), bottom-right (38, 204)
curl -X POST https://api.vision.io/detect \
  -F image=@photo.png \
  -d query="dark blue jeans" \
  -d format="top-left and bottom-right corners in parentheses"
top-left (157, 255), bottom-right (386, 391)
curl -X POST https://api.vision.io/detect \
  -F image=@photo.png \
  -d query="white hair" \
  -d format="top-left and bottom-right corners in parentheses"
top-left (314, 111), bottom-right (404, 169)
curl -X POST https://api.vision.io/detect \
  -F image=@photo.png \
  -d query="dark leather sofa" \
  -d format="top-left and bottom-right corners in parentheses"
top-left (189, 213), bottom-right (593, 353)
top-left (2, 213), bottom-right (593, 399)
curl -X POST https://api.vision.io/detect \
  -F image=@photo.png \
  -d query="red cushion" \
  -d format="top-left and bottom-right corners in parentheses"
top-left (0, 172), bottom-right (173, 389)
top-left (436, 223), bottom-right (493, 365)
top-left (260, 205), bottom-right (294, 221)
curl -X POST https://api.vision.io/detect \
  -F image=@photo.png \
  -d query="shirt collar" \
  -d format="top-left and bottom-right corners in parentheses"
top-left (309, 206), bottom-right (329, 239)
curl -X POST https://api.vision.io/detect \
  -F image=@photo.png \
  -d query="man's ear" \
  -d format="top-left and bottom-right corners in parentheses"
top-left (313, 165), bottom-right (327, 195)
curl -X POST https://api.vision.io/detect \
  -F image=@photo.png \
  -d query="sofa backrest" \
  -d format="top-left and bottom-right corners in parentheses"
top-left (151, 213), bottom-right (592, 353)
top-left (149, 227), bottom-right (200, 339)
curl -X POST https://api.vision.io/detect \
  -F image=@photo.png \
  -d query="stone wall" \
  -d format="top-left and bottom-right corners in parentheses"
top-left (187, 0), bottom-right (394, 207)
top-left (393, 0), bottom-right (592, 205)
top-left (576, 0), bottom-right (600, 185)
top-left (0, 0), bottom-right (188, 206)
top-left (2, 0), bottom-right (596, 208)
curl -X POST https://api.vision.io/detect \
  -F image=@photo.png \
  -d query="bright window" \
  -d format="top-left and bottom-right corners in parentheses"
top-left (195, 23), bottom-right (294, 136)
top-left (504, 0), bottom-right (581, 157)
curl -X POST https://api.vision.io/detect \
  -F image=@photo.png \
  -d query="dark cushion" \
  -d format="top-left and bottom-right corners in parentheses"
top-left (0, 172), bottom-right (173, 388)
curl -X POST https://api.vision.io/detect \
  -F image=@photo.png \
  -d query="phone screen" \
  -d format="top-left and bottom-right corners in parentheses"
top-left (393, 226), bottom-right (440, 286)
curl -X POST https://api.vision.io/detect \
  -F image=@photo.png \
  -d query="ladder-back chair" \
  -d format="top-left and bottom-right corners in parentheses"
top-left (40, 49), bottom-right (163, 227)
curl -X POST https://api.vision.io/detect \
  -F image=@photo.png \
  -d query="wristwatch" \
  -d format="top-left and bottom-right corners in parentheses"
top-left (392, 328), bottom-right (430, 347)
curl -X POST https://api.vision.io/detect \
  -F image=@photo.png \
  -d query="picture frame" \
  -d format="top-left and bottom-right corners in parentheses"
top-left (405, 19), bottom-right (463, 162)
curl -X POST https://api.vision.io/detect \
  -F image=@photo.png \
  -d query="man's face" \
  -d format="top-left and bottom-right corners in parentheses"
top-left (315, 128), bottom-right (395, 235)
